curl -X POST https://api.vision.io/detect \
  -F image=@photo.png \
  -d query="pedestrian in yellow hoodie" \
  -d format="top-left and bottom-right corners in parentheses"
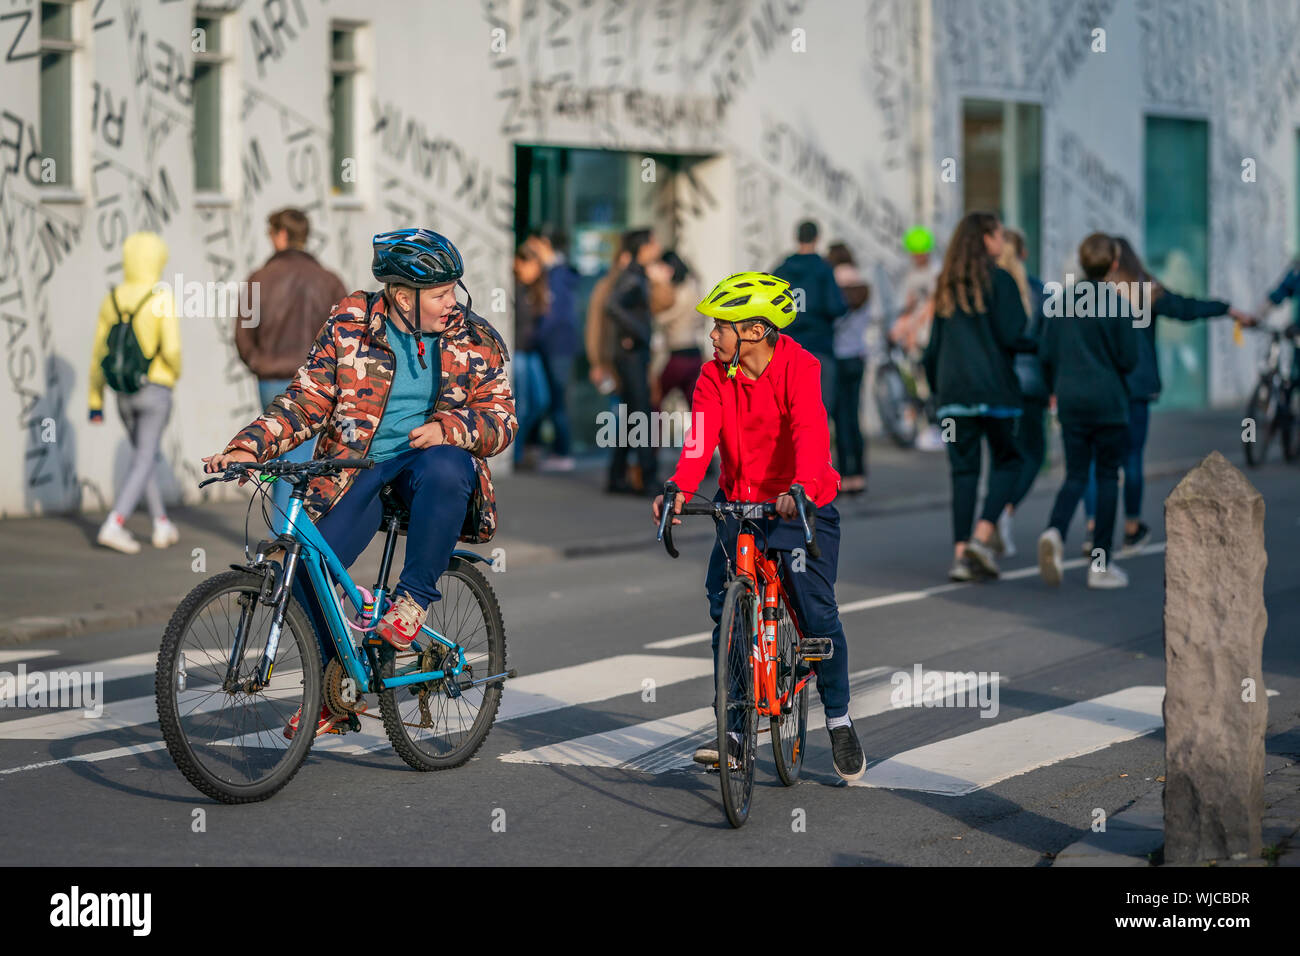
top-left (88, 231), bottom-right (182, 553)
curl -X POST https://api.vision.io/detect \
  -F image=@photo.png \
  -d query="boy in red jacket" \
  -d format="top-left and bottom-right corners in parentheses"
top-left (652, 271), bottom-right (864, 780)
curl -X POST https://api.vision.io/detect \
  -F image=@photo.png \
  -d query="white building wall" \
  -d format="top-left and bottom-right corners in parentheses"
top-left (0, 0), bottom-right (1295, 517)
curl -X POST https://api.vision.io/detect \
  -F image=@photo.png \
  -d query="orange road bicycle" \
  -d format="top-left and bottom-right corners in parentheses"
top-left (657, 481), bottom-right (830, 828)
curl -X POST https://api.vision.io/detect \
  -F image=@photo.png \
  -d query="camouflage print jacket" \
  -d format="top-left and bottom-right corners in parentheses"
top-left (224, 290), bottom-right (517, 542)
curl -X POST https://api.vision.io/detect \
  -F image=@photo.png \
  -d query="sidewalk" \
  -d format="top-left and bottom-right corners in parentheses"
top-left (0, 407), bottom-right (1249, 643)
top-left (1052, 731), bottom-right (1300, 867)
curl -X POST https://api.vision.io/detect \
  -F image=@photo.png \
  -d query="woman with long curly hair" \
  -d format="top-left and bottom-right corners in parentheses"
top-left (921, 212), bottom-right (1030, 581)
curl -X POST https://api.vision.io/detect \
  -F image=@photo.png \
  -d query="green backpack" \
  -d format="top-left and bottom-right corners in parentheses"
top-left (102, 288), bottom-right (157, 394)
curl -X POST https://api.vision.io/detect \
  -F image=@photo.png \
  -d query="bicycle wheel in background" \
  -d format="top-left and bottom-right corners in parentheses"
top-left (716, 578), bottom-right (758, 828)
top-left (770, 599), bottom-right (808, 787)
top-left (378, 557), bottom-right (506, 771)
top-left (156, 570), bottom-right (322, 804)
top-left (1243, 383), bottom-right (1277, 467)
top-left (1282, 385), bottom-right (1300, 462)
top-left (874, 361), bottom-right (919, 448)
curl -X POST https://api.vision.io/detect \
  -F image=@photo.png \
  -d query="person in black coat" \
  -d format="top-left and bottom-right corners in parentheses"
top-left (1037, 234), bottom-right (1139, 589)
top-left (1079, 236), bottom-right (1253, 553)
top-left (604, 228), bottom-right (663, 494)
top-left (773, 219), bottom-right (847, 410)
top-left (921, 211), bottom-right (1028, 582)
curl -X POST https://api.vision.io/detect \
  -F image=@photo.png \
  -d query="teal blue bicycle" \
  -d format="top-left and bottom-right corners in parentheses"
top-left (154, 457), bottom-right (511, 804)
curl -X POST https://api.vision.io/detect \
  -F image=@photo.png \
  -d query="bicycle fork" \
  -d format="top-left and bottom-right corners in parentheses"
top-left (223, 542), bottom-right (301, 694)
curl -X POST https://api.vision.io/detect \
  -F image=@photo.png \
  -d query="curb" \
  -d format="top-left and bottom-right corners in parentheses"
top-left (0, 455), bottom-right (1210, 646)
top-left (1052, 785), bottom-right (1165, 867)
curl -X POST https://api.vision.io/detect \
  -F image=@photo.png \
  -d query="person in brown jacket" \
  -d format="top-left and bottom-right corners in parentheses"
top-left (236, 208), bottom-right (347, 517)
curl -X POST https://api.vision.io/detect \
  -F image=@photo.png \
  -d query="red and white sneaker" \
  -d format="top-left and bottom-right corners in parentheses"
top-left (283, 704), bottom-right (345, 740)
top-left (373, 594), bottom-right (427, 651)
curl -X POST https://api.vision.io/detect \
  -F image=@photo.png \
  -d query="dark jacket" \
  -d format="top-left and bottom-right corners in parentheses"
top-left (535, 260), bottom-right (580, 359)
top-left (1125, 288), bottom-right (1230, 401)
top-left (605, 262), bottom-right (652, 352)
top-left (922, 267), bottom-right (1028, 410)
top-left (1013, 274), bottom-right (1050, 402)
top-left (1041, 279), bottom-right (1139, 426)
top-left (237, 248), bottom-right (348, 380)
top-left (771, 253), bottom-right (846, 357)
top-left (514, 279), bottom-right (544, 352)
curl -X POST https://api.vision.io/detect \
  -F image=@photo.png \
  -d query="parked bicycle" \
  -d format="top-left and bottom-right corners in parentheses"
top-left (657, 480), bottom-right (827, 828)
top-left (873, 341), bottom-right (927, 448)
top-left (1242, 326), bottom-right (1300, 467)
top-left (155, 457), bottom-right (512, 803)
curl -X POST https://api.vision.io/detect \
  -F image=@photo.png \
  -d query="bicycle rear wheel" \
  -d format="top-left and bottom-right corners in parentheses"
top-left (1282, 386), bottom-right (1300, 462)
top-left (1244, 384), bottom-right (1277, 467)
top-left (716, 578), bottom-right (758, 828)
top-left (770, 600), bottom-right (808, 787)
top-left (155, 570), bottom-right (322, 804)
top-left (378, 558), bottom-right (506, 771)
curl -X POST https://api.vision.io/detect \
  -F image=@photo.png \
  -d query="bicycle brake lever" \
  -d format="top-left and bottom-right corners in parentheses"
top-left (658, 482), bottom-right (680, 558)
top-left (790, 484), bottom-right (820, 560)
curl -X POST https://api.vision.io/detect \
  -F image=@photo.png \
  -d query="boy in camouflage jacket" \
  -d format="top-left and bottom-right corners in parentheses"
top-left (205, 230), bottom-right (516, 738)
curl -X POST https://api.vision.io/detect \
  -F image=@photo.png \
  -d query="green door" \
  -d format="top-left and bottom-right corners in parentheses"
top-left (1144, 116), bottom-right (1209, 408)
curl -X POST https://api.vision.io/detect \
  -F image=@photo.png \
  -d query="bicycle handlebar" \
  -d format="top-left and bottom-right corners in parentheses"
top-left (657, 481), bottom-right (820, 561)
top-left (199, 457), bottom-right (374, 489)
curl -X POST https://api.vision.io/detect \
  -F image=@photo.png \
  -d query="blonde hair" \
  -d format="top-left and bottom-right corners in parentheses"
top-left (995, 243), bottom-right (1031, 315)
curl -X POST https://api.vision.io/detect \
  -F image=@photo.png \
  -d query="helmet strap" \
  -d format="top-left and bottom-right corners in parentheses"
top-left (387, 286), bottom-right (428, 370)
top-left (457, 278), bottom-right (473, 318)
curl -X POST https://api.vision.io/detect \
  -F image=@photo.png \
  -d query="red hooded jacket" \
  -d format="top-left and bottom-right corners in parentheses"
top-left (669, 335), bottom-right (840, 507)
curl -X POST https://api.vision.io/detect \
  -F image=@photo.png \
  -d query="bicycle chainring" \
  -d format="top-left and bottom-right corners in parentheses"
top-left (323, 658), bottom-right (364, 717)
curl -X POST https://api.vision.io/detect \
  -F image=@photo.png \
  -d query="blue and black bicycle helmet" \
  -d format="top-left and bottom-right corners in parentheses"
top-left (372, 228), bottom-right (471, 369)
top-left (371, 228), bottom-right (464, 287)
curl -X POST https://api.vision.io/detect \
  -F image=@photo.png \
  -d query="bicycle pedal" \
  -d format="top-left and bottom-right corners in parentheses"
top-left (797, 638), bottom-right (833, 661)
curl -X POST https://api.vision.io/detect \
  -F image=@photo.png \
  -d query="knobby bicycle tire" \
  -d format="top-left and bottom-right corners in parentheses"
top-left (156, 570), bottom-right (322, 804)
top-left (378, 558), bottom-right (507, 771)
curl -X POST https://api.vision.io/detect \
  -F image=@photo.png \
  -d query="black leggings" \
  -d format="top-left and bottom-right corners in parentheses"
top-left (1008, 399), bottom-right (1048, 508)
top-left (943, 415), bottom-right (1024, 545)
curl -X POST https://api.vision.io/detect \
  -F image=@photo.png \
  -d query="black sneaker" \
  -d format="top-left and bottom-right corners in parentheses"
top-left (1119, 521), bottom-right (1150, 556)
top-left (829, 723), bottom-right (865, 781)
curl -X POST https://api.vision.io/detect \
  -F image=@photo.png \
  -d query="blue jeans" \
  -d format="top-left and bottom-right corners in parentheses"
top-left (705, 498), bottom-right (850, 727)
top-left (259, 379), bottom-right (317, 522)
top-left (291, 444), bottom-right (477, 664)
top-left (1083, 398), bottom-right (1149, 522)
top-left (513, 351), bottom-right (551, 463)
top-left (534, 350), bottom-right (574, 456)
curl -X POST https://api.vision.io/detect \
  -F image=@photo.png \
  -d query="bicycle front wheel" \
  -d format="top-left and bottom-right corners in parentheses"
top-left (378, 558), bottom-right (506, 771)
top-left (874, 363), bottom-right (918, 448)
top-left (770, 601), bottom-right (808, 787)
top-left (716, 578), bottom-right (758, 828)
top-left (155, 570), bottom-right (322, 804)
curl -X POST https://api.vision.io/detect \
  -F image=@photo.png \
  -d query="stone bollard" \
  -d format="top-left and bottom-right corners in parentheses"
top-left (1163, 450), bottom-right (1268, 864)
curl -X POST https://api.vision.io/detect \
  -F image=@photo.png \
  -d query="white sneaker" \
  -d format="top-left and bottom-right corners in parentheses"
top-left (539, 455), bottom-right (576, 473)
top-left (997, 508), bottom-right (1017, 558)
top-left (152, 517), bottom-right (180, 549)
top-left (1087, 562), bottom-right (1129, 589)
top-left (1037, 528), bottom-right (1063, 586)
top-left (97, 516), bottom-right (141, 555)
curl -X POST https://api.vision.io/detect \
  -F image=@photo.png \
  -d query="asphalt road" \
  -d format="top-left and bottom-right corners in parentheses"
top-left (2, 461), bottom-right (1297, 866)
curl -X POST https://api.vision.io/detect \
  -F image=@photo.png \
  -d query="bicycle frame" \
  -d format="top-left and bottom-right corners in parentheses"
top-left (228, 485), bottom-right (485, 697)
top-left (731, 524), bottom-right (813, 719)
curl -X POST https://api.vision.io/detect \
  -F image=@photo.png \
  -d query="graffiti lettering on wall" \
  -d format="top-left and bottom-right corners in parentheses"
top-left (371, 99), bottom-right (513, 233)
top-left (487, 0), bottom-right (759, 146)
top-left (249, 0), bottom-right (313, 80)
top-left (759, 117), bottom-right (906, 255)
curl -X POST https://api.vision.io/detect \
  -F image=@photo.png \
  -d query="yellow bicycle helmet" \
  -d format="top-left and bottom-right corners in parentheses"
top-left (697, 271), bottom-right (797, 328)
top-left (698, 272), bottom-right (796, 377)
